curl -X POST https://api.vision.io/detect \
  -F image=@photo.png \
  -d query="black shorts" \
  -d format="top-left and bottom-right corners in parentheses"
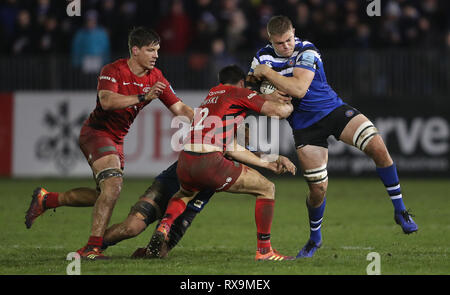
top-left (293, 104), bottom-right (361, 149)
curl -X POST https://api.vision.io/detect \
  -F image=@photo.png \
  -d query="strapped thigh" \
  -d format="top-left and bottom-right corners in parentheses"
top-left (352, 121), bottom-right (379, 151)
top-left (129, 200), bottom-right (159, 226)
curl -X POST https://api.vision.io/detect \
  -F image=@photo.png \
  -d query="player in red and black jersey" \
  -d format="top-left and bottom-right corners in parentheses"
top-left (25, 27), bottom-right (194, 260)
top-left (140, 65), bottom-right (297, 261)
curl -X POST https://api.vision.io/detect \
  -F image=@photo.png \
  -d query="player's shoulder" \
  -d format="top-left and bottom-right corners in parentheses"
top-left (151, 66), bottom-right (163, 75)
top-left (147, 67), bottom-right (164, 79)
top-left (101, 58), bottom-right (127, 73)
top-left (224, 84), bottom-right (255, 99)
top-left (297, 39), bottom-right (319, 52)
top-left (256, 43), bottom-right (276, 59)
top-left (209, 84), bottom-right (230, 95)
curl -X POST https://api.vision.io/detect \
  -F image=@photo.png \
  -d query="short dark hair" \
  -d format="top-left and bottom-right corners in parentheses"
top-left (128, 27), bottom-right (160, 52)
top-left (218, 65), bottom-right (245, 85)
top-left (267, 15), bottom-right (293, 36)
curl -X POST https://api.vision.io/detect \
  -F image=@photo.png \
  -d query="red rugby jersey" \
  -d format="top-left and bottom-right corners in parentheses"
top-left (84, 58), bottom-right (180, 143)
top-left (186, 84), bottom-right (266, 150)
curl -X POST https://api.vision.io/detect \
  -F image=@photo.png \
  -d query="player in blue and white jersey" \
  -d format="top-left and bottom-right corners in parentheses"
top-left (247, 16), bottom-right (418, 258)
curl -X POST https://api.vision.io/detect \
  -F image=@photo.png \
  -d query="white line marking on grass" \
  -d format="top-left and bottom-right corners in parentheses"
top-left (341, 246), bottom-right (374, 250)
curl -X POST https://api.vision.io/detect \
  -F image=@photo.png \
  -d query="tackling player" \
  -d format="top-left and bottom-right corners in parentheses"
top-left (25, 27), bottom-right (194, 260)
top-left (247, 16), bottom-right (418, 258)
top-left (140, 65), bottom-right (297, 261)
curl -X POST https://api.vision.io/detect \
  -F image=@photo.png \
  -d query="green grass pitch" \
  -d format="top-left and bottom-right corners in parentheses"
top-left (1, 177), bottom-right (449, 275)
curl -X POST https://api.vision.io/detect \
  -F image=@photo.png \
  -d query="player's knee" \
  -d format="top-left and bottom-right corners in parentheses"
top-left (304, 164), bottom-right (328, 204)
top-left (309, 182), bottom-right (327, 198)
top-left (121, 222), bottom-right (145, 238)
top-left (363, 135), bottom-right (393, 166)
top-left (303, 164), bottom-right (328, 186)
top-left (260, 181), bottom-right (275, 199)
top-left (96, 168), bottom-right (123, 198)
top-left (101, 177), bottom-right (123, 199)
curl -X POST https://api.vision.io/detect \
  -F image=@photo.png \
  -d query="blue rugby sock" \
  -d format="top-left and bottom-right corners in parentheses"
top-left (376, 163), bottom-right (406, 213)
top-left (307, 197), bottom-right (326, 244)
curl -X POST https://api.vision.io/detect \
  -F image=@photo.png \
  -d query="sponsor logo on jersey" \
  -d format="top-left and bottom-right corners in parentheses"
top-left (99, 76), bottom-right (117, 83)
top-left (345, 110), bottom-right (355, 117)
top-left (247, 92), bottom-right (257, 99)
top-left (209, 89), bottom-right (226, 96)
top-left (216, 176), bottom-right (232, 191)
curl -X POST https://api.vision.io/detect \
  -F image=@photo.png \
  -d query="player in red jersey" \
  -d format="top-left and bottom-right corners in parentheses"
top-left (139, 65), bottom-right (297, 261)
top-left (24, 27), bottom-right (194, 260)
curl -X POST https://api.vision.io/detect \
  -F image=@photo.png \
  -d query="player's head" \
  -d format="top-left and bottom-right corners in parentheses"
top-left (218, 65), bottom-right (246, 88)
top-left (267, 15), bottom-right (296, 57)
top-left (128, 27), bottom-right (161, 70)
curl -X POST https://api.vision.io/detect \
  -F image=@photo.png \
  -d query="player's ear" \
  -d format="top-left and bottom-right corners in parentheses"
top-left (131, 46), bottom-right (140, 56)
top-left (238, 79), bottom-right (245, 88)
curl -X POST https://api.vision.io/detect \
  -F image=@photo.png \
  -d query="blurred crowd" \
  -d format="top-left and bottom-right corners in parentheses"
top-left (1, 0), bottom-right (449, 61)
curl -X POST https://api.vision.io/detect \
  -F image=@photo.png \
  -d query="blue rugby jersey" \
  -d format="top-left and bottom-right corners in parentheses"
top-left (249, 37), bottom-right (343, 129)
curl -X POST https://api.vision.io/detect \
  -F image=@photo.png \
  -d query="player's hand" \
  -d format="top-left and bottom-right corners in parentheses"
top-left (145, 81), bottom-right (166, 100)
top-left (266, 155), bottom-right (296, 175)
top-left (253, 64), bottom-right (271, 79)
top-left (276, 155), bottom-right (297, 175)
top-left (264, 90), bottom-right (291, 103)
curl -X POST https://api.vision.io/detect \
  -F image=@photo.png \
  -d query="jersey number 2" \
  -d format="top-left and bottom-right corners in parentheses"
top-left (191, 108), bottom-right (209, 131)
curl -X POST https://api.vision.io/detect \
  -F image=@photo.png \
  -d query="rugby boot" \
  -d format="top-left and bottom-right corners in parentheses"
top-left (296, 239), bottom-right (322, 258)
top-left (77, 245), bottom-right (109, 260)
top-left (25, 187), bottom-right (49, 229)
top-left (255, 248), bottom-right (295, 261)
top-left (131, 247), bottom-right (147, 258)
top-left (395, 210), bottom-right (418, 234)
top-left (145, 223), bottom-right (170, 258)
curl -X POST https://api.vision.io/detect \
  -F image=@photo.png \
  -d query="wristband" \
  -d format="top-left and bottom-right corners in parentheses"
top-left (138, 94), bottom-right (146, 103)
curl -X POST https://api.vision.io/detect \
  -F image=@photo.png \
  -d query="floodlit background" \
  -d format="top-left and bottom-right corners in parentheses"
top-left (0, 0), bottom-right (449, 177)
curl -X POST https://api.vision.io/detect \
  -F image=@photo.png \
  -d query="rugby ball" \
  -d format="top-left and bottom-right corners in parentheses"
top-left (259, 80), bottom-right (277, 94)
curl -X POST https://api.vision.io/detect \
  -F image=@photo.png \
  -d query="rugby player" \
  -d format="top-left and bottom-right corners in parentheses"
top-left (140, 65), bottom-right (297, 261)
top-left (25, 27), bottom-right (194, 260)
top-left (246, 16), bottom-right (418, 258)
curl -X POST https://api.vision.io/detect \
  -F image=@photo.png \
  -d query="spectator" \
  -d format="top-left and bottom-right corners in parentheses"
top-left (36, 15), bottom-right (62, 54)
top-left (71, 10), bottom-right (110, 73)
top-left (0, 0), bottom-right (448, 54)
top-left (224, 9), bottom-right (249, 53)
top-left (0, 0), bottom-right (20, 40)
top-left (34, 0), bottom-right (53, 26)
top-left (157, 0), bottom-right (192, 54)
top-left (11, 9), bottom-right (35, 55)
top-left (209, 37), bottom-right (238, 85)
top-left (294, 2), bottom-right (314, 41)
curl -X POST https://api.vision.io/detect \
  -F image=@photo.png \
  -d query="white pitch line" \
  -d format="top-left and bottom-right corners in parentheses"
top-left (341, 246), bottom-right (374, 250)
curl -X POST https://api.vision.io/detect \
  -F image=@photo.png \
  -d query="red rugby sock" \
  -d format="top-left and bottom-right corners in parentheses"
top-left (45, 192), bottom-right (60, 208)
top-left (255, 198), bottom-right (274, 253)
top-left (160, 198), bottom-right (187, 229)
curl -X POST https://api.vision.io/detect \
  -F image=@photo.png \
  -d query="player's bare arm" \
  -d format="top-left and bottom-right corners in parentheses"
top-left (168, 101), bottom-right (194, 122)
top-left (259, 99), bottom-right (293, 118)
top-left (261, 89), bottom-right (292, 103)
top-left (98, 82), bottom-right (166, 110)
top-left (225, 142), bottom-right (296, 175)
top-left (253, 65), bottom-right (314, 98)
